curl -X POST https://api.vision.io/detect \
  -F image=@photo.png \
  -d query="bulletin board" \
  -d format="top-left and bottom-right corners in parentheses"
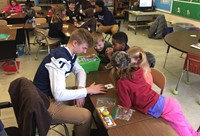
top-left (171, 0), bottom-right (200, 21)
top-left (154, 0), bottom-right (172, 13)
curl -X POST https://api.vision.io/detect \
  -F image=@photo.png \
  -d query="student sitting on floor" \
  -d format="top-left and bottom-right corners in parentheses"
top-left (66, 0), bottom-right (96, 32)
top-left (2, 0), bottom-right (22, 14)
top-left (92, 31), bottom-right (112, 64)
top-left (111, 51), bottom-right (200, 136)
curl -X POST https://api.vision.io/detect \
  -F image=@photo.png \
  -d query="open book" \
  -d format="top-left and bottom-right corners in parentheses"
top-left (190, 43), bottom-right (200, 50)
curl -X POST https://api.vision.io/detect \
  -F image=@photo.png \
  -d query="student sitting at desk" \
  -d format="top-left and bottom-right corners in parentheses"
top-left (94, 0), bottom-right (118, 35)
top-left (111, 51), bottom-right (200, 136)
top-left (66, 0), bottom-right (96, 32)
top-left (33, 28), bottom-right (107, 136)
top-left (66, 0), bottom-right (82, 24)
top-left (2, 0), bottom-right (22, 14)
top-left (24, 2), bottom-right (35, 24)
top-left (48, 6), bottom-right (67, 43)
top-left (106, 31), bottom-right (130, 60)
top-left (106, 31), bottom-right (156, 67)
top-left (92, 31), bottom-right (112, 64)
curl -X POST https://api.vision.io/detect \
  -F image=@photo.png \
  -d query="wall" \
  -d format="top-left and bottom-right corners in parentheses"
top-left (0, 0), bottom-right (9, 11)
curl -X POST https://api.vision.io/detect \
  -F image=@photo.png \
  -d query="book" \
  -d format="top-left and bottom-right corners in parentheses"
top-left (190, 43), bottom-right (200, 50)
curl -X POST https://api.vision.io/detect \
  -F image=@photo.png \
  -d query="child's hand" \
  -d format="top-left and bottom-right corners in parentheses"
top-left (106, 47), bottom-right (113, 59)
top-left (86, 82), bottom-right (107, 95)
top-left (96, 21), bottom-right (101, 26)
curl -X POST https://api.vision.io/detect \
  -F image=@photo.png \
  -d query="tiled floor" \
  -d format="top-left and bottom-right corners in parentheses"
top-left (0, 21), bottom-right (199, 135)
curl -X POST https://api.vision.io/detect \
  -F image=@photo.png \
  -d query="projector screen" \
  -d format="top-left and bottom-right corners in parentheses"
top-left (139, 0), bottom-right (153, 7)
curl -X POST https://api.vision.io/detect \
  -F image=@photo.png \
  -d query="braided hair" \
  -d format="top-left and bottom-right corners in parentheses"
top-left (111, 51), bottom-right (139, 80)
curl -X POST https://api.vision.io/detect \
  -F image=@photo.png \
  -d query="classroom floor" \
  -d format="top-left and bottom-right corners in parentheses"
top-left (0, 21), bottom-right (200, 136)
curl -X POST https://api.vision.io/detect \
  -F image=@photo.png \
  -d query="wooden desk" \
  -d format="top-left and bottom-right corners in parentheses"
top-left (6, 12), bottom-right (27, 24)
top-left (86, 70), bottom-right (177, 135)
top-left (0, 29), bottom-right (17, 61)
top-left (163, 30), bottom-right (200, 68)
top-left (86, 71), bottom-right (153, 129)
top-left (127, 10), bottom-right (160, 34)
top-left (108, 117), bottom-right (177, 136)
top-left (62, 22), bottom-right (78, 37)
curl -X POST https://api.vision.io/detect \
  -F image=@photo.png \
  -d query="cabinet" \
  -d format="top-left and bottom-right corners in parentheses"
top-left (114, 0), bottom-right (136, 18)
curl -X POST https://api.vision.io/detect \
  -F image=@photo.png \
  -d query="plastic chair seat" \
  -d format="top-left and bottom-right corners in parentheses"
top-left (173, 53), bottom-right (200, 95)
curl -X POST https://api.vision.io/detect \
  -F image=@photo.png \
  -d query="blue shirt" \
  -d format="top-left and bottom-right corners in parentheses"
top-left (0, 120), bottom-right (4, 131)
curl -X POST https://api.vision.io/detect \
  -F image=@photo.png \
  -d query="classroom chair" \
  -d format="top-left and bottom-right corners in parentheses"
top-left (35, 18), bottom-right (47, 25)
top-left (2, 77), bottom-right (70, 136)
top-left (172, 53), bottom-right (200, 96)
top-left (151, 68), bottom-right (166, 95)
top-left (0, 102), bottom-right (21, 136)
top-left (32, 17), bottom-right (47, 46)
top-left (34, 28), bottom-right (61, 60)
top-left (32, 6), bottom-right (43, 18)
top-left (105, 20), bottom-right (121, 41)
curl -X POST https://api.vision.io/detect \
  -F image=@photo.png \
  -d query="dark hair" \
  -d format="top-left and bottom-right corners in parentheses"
top-left (95, 0), bottom-right (105, 8)
top-left (111, 51), bottom-right (139, 80)
top-left (10, 0), bottom-right (18, 6)
top-left (68, 0), bottom-right (76, 4)
top-left (112, 32), bottom-right (128, 44)
top-left (25, 2), bottom-right (33, 8)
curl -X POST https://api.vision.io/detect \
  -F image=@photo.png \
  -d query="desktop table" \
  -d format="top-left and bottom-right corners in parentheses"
top-left (62, 22), bottom-right (78, 37)
top-left (86, 71), bottom-right (153, 128)
top-left (127, 10), bottom-right (160, 34)
top-left (86, 70), bottom-right (177, 136)
top-left (163, 30), bottom-right (200, 68)
top-left (108, 117), bottom-right (177, 136)
top-left (6, 12), bottom-right (27, 24)
top-left (0, 29), bottom-right (18, 72)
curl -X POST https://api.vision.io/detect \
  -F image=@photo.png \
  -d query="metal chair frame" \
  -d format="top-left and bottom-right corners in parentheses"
top-left (172, 53), bottom-right (200, 95)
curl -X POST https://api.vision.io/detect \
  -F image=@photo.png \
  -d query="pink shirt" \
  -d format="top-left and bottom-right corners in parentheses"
top-left (3, 4), bottom-right (22, 13)
top-left (145, 71), bottom-right (153, 87)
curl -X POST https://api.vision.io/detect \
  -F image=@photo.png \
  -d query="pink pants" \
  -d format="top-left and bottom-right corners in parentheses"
top-left (161, 98), bottom-right (199, 136)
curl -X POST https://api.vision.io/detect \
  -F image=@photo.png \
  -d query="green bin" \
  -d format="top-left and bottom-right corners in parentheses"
top-left (77, 55), bottom-right (100, 73)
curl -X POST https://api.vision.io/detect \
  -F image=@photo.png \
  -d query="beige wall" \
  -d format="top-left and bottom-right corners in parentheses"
top-left (0, 0), bottom-right (9, 12)
top-left (159, 11), bottom-right (200, 27)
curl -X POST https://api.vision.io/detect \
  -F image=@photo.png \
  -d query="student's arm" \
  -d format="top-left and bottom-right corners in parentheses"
top-left (45, 58), bottom-right (106, 101)
top-left (106, 47), bottom-right (114, 60)
top-left (117, 80), bottom-right (132, 108)
top-left (72, 61), bottom-right (86, 88)
top-left (3, 5), bottom-right (11, 13)
top-left (45, 58), bottom-right (88, 101)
